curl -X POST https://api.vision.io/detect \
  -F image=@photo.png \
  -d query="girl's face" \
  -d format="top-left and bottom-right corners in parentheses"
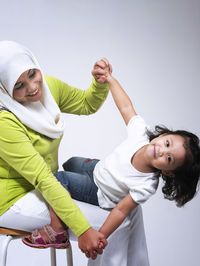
top-left (145, 134), bottom-right (186, 176)
top-left (13, 69), bottom-right (43, 103)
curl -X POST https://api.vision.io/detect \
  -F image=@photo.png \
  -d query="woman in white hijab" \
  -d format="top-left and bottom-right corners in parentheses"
top-left (0, 40), bottom-right (110, 258)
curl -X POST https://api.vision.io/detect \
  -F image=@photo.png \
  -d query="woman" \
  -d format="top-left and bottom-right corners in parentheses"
top-left (0, 40), bottom-right (109, 258)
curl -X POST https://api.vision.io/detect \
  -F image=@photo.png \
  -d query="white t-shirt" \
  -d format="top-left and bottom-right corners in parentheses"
top-left (94, 115), bottom-right (159, 209)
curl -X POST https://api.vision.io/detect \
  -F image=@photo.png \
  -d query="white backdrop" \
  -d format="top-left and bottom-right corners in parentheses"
top-left (0, 1), bottom-right (199, 266)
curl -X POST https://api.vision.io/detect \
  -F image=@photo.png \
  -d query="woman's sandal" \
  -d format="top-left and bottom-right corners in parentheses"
top-left (22, 225), bottom-right (70, 249)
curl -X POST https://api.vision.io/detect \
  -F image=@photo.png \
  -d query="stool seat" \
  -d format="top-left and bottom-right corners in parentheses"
top-left (0, 227), bottom-right (30, 236)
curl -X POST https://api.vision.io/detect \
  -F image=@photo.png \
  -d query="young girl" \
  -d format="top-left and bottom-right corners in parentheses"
top-left (23, 58), bottom-right (200, 257)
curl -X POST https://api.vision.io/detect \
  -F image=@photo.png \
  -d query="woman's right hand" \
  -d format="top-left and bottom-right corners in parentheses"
top-left (78, 227), bottom-right (107, 260)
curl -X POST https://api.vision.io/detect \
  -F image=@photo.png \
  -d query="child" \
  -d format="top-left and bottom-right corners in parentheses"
top-left (23, 58), bottom-right (200, 257)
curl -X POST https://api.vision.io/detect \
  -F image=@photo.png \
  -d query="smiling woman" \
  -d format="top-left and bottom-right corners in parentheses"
top-left (13, 69), bottom-right (43, 103)
top-left (0, 40), bottom-right (111, 260)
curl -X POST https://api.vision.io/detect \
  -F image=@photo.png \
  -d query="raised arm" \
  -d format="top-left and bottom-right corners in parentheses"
top-left (108, 76), bottom-right (136, 125)
top-left (92, 58), bottom-right (137, 125)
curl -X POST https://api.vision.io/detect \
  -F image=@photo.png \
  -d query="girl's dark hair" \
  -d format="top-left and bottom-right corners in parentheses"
top-left (147, 125), bottom-right (200, 207)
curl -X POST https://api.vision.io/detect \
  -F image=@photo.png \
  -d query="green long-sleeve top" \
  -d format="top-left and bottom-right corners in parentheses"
top-left (0, 75), bottom-right (109, 237)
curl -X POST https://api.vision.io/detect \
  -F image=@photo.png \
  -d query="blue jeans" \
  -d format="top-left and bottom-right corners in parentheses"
top-left (55, 157), bottom-right (99, 206)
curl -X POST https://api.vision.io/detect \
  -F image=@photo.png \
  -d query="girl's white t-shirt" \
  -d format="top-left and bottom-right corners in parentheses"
top-left (94, 115), bottom-right (159, 209)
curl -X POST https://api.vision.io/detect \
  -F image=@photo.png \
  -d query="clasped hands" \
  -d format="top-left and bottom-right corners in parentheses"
top-left (78, 227), bottom-right (107, 260)
top-left (92, 57), bottom-right (112, 84)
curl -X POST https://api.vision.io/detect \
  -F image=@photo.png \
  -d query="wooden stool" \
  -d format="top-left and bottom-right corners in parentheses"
top-left (0, 227), bottom-right (73, 266)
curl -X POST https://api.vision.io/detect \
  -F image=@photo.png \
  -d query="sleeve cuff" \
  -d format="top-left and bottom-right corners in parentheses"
top-left (92, 77), bottom-right (109, 90)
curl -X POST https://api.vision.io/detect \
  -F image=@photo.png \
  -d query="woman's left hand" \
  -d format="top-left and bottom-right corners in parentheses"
top-left (92, 58), bottom-right (112, 84)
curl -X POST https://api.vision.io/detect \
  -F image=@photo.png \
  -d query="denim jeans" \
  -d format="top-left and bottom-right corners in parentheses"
top-left (55, 157), bottom-right (99, 206)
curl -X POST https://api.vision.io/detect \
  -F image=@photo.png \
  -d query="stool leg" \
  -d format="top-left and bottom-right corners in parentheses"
top-left (66, 244), bottom-right (73, 266)
top-left (50, 247), bottom-right (56, 266)
top-left (0, 235), bottom-right (13, 266)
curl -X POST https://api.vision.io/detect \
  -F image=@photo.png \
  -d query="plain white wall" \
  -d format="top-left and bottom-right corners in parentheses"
top-left (0, 0), bottom-right (199, 265)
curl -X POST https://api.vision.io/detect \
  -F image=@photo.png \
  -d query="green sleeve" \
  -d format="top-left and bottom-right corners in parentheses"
top-left (0, 113), bottom-right (90, 237)
top-left (45, 75), bottom-right (109, 114)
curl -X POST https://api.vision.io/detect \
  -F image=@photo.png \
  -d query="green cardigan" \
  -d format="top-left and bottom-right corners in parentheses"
top-left (0, 75), bottom-right (109, 237)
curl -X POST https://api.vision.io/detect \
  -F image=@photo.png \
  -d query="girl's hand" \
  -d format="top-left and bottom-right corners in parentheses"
top-left (78, 227), bottom-right (107, 260)
top-left (91, 58), bottom-right (112, 84)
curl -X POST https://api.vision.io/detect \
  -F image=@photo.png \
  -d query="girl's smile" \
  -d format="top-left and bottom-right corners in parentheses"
top-left (153, 146), bottom-right (156, 158)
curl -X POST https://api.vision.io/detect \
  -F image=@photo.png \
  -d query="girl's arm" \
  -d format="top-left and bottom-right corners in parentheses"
top-left (99, 194), bottom-right (138, 239)
top-left (92, 58), bottom-right (136, 125)
top-left (107, 76), bottom-right (136, 125)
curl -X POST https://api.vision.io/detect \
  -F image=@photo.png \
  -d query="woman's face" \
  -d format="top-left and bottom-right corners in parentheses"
top-left (13, 69), bottom-right (43, 103)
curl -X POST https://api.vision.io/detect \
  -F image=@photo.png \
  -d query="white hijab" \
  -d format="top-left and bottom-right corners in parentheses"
top-left (0, 41), bottom-right (65, 139)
